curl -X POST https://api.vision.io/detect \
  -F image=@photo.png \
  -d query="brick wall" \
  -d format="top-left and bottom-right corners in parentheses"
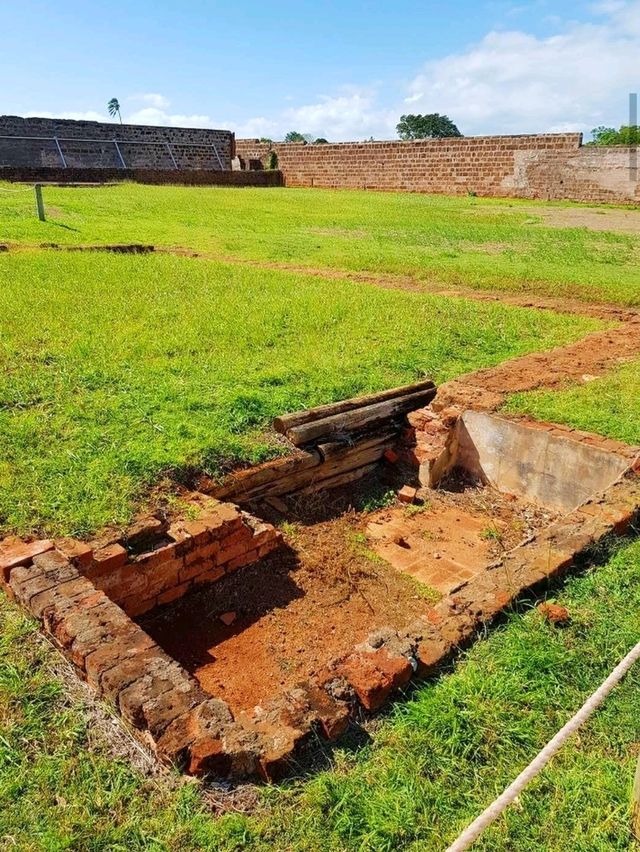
top-left (236, 134), bottom-right (640, 204)
top-left (0, 115), bottom-right (234, 171)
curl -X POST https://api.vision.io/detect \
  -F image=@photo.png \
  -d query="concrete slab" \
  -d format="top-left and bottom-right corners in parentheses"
top-left (456, 411), bottom-right (630, 512)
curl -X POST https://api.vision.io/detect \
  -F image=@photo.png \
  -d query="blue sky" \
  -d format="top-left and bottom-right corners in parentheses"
top-left (3, 1), bottom-right (639, 140)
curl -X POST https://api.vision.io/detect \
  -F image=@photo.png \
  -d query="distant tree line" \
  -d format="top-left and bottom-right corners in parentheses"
top-left (396, 113), bottom-right (462, 140)
top-left (268, 113), bottom-right (463, 146)
top-left (588, 125), bottom-right (640, 145)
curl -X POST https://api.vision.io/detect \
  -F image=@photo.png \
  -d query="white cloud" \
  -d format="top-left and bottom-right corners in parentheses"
top-left (283, 88), bottom-right (396, 140)
top-left (405, 2), bottom-right (640, 135)
top-left (126, 106), bottom-right (217, 128)
top-left (22, 1), bottom-right (640, 143)
top-left (26, 100), bottom-right (220, 130)
top-left (222, 87), bottom-right (396, 142)
top-left (128, 93), bottom-right (171, 109)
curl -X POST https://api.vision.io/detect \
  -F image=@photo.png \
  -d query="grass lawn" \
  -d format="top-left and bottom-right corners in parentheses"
top-left (2, 537), bottom-right (639, 850)
top-left (0, 250), bottom-right (600, 538)
top-left (1, 183), bottom-right (639, 851)
top-left (2, 182), bottom-right (640, 305)
top-left (505, 358), bottom-right (640, 447)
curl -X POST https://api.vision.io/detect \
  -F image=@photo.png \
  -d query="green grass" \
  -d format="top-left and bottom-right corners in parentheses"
top-left (2, 536), bottom-right (639, 850)
top-left (505, 358), bottom-right (640, 446)
top-left (0, 250), bottom-right (600, 537)
top-left (1, 182), bottom-right (639, 849)
top-left (3, 182), bottom-right (640, 305)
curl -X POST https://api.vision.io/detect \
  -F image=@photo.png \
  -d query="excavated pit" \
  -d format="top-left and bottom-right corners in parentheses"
top-left (2, 398), bottom-right (638, 780)
top-left (138, 468), bottom-right (558, 713)
top-left (136, 411), bottom-right (634, 716)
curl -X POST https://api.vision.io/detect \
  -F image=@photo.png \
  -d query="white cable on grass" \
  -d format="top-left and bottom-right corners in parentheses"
top-left (446, 639), bottom-right (640, 852)
top-left (0, 186), bottom-right (36, 193)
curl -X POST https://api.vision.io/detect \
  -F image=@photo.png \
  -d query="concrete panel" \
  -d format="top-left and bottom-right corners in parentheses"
top-left (456, 411), bottom-right (630, 511)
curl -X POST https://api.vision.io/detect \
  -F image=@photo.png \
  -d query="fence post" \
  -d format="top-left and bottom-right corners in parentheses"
top-left (34, 184), bottom-right (45, 221)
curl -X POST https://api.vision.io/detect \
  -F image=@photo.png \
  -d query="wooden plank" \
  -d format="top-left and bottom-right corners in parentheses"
top-left (316, 431), bottom-right (398, 462)
top-left (294, 463), bottom-right (379, 495)
top-left (213, 450), bottom-right (321, 500)
top-left (285, 386), bottom-right (437, 447)
top-left (273, 379), bottom-right (435, 434)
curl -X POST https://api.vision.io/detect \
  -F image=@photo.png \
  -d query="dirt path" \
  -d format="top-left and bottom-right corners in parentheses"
top-left (434, 316), bottom-right (640, 412)
top-left (5, 240), bottom-right (638, 322)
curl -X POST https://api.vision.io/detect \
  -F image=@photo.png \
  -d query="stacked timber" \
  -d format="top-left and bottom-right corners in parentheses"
top-left (273, 380), bottom-right (436, 447)
top-left (213, 380), bottom-right (436, 502)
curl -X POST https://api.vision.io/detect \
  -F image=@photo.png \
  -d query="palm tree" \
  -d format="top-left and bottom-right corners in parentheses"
top-left (107, 98), bottom-right (122, 124)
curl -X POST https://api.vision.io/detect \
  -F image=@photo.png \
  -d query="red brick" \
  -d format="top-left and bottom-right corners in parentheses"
top-left (54, 538), bottom-right (94, 570)
top-left (337, 649), bottom-right (412, 711)
top-left (100, 647), bottom-right (169, 703)
top-left (217, 537), bottom-right (254, 567)
top-left (178, 520), bottom-right (211, 547)
top-left (157, 580), bottom-right (192, 605)
top-left (156, 697), bottom-right (233, 767)
top-left (184, 540), bottom-right (220, 565)
top-left (118, 659), bottom-right (190, 729)
top-left (0, 538), bottom-right (54, 581)
top-left (91, 543), bottom-right (128, 573)
top-left (9, 558), bottom-right (78, 609)
top-left (134, 542), bottom-right (178, 570)
top-left (28, 577), bottom-right (95, 619)
top-left (118, 595), bottom-right (157, 618)
top-left (84, 626), bottom-right (156, 689)
top-left (397, 486), bottom-right (418, 505)
top-left (192, 565), bottom-right (226, 586)
top-left (225, 549), bottom-right (258, 572)
top-left (258, 541), bottom-right (279, 558)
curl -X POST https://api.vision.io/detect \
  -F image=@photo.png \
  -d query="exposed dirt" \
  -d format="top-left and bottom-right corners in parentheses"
top-left (139, 471), bottom-right (553, 714)
top-left (434, 318), bottom-right (640, 413)
top-left (368, 473), bottom-right (557, 594)
top-left (520, 205), bottom-right (640, 235)
top-left (140, 483), bottom-right (426, 713)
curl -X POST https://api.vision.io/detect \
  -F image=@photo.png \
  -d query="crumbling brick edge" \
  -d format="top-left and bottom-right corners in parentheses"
top-left (1, 471), bottom-right (638, 781)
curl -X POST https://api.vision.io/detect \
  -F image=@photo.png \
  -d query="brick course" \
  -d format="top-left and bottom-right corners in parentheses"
top-left (1, 447), bottom-right (640, 778)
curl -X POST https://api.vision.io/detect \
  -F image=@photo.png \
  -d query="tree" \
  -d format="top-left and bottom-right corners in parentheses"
top-left (314, 137), bottom-right (329, 144)
top-left (589, 124), bottom-right (640, 145)
top-left (284, 131), bottom-right (306, 143)
top-left (396, 113), bottom-right (462, 140)
top-left (107, 98), bottom-right (123, 124)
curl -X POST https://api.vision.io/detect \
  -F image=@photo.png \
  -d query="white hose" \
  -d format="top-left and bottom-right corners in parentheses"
top-left (446, 639), bottom-right (640, 852)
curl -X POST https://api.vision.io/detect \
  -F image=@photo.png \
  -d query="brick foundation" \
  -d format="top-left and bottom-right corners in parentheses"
top-left (2, 426), bottom-right (640, 780)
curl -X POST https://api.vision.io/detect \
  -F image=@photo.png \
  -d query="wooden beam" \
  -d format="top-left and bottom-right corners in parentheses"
top-left (285, 386), bottom-right (437, 447)
top-left (213, 450), bottom-right (321, 500)
top-left (273, 379), bottom-right (435, 435)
